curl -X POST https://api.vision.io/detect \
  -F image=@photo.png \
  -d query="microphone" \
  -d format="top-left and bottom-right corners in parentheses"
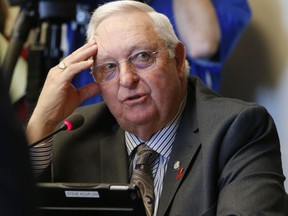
top-left (28, 113), bottom-right (84, 148)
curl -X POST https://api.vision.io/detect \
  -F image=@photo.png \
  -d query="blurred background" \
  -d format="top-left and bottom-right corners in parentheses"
top-left (220, 0), bottom-right (288, 191)
top-left (3, 0), bottom-right (288, 191)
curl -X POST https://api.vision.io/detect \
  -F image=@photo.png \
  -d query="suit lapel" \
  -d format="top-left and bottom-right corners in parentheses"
top-left (158, 127), bottom-right (200, 215)
top-left (100, 127), bottom-right (129, 183)
top-left (158, 85), bottom-right (201, 216)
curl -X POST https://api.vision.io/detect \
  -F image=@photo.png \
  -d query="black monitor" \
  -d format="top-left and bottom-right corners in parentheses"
top-left (36, 182), bottom-right (146, 216)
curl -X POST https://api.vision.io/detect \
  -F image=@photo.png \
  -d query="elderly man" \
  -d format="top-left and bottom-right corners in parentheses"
top-left (27, 1), bottom-right (287, 215)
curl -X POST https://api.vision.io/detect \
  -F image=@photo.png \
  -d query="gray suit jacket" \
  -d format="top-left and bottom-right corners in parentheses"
top-left (45, 77), bottom-right (287, 215)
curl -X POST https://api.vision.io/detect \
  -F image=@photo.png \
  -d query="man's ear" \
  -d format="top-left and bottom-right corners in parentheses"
top-left (174, 41), bottom-right (186, 77)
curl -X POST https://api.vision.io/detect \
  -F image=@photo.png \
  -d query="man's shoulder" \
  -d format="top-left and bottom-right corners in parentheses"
top-left (73, 102), bottom-right (118, 131)
top-left (189, 76), bottom-right (259, 114)
top-left (188, 76), bottom-right (270, 132)
top-left (187, 77), bottom-right (276, 154)
top-left (76, 102), bottom-right (107, 116)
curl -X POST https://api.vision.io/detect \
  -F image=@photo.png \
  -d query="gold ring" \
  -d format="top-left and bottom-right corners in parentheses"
top-left (58, 61), bottom-right (67, 70)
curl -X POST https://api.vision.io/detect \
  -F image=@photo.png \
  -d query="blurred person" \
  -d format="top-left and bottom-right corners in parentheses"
top-left (152, 0), bottom-right (251, 91)
top-left (26, 1), bottom-right (287, 215)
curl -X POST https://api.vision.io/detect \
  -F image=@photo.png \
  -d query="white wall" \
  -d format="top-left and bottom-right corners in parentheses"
top-left (221, 0), bottom-right (288, 191)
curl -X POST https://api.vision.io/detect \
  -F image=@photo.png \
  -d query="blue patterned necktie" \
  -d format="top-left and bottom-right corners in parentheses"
top-left (130, 144), bottom-right (159, 216)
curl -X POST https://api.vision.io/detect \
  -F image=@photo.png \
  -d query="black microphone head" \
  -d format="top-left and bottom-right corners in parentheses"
top-left (63, 113), bottom-right (85, 131)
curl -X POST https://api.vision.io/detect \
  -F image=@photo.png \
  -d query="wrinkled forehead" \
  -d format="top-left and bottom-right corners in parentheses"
top-left (94, 11), bottom-right (162, 55)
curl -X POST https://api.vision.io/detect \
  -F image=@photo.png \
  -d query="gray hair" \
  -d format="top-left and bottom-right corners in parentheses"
top-left (86, 0), bottom-right (189, 76)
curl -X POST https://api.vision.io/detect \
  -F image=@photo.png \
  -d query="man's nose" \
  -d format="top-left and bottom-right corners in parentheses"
top-left (118, 62), bottom-right (139, 87)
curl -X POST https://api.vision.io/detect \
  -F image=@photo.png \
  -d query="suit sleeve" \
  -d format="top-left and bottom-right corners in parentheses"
top-left (216, 105), bottom-right (287, 215)
top-left (217, 106), bottom-right (287, 215)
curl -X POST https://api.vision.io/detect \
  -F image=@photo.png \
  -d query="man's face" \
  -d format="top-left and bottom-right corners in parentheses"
top-left (94, 11), bottom-right (186, 139)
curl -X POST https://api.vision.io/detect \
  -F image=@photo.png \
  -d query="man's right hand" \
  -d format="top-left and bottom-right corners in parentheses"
top-left (26, 39), bottom-right (100, 144)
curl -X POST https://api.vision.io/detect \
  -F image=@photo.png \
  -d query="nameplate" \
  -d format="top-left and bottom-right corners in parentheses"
top-left (65, 190), bottom-right (100, 198)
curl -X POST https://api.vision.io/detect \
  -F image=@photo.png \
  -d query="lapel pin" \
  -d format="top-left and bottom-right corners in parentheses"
top-left (177, 167), bottom-right (184, 180)
top-left (173, 161), bottom-right (184, 179)
top-left (173, 161), bottom-right (181, 170)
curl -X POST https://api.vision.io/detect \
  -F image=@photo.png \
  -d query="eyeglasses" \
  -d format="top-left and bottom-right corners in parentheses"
top-left (90, 47), bottom-right (166, 85)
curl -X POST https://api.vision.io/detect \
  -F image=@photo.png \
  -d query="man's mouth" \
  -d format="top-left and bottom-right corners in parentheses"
top-left (128, 95), bottom-right (141, 100)
top-left (123, 94), bottom-right (147, 104)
